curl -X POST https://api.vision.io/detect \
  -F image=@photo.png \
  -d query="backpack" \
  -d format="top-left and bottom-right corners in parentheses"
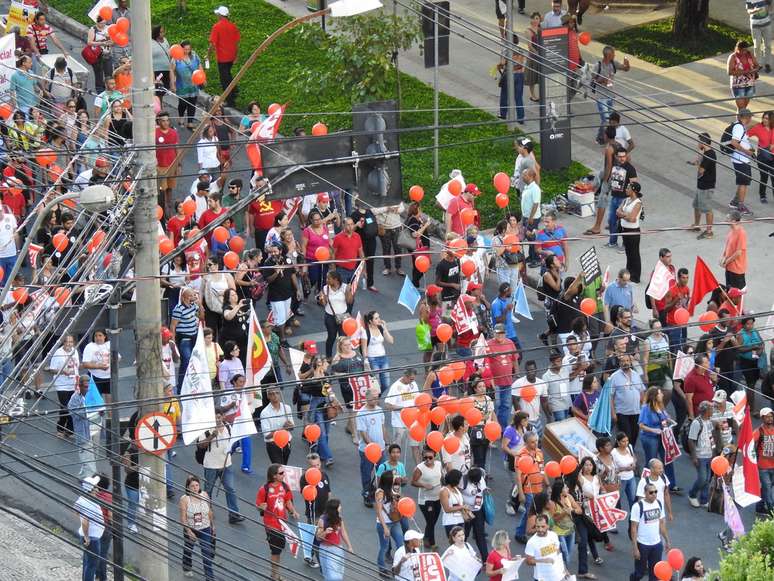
top-left (194, 425), bottom-right (230, 464)
top-left (680, 417), bottom-right (703, 451)
top-left (628, 499), bottom-right (663, 539)
top-left (720, 122), bottom-right (742, 155)
top-left (591, 60), bottom-right (616, 94)
top-left (48, 66), bottom-right (74, 92)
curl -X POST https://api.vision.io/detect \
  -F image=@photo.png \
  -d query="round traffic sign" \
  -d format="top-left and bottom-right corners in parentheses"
top-left (134, 412), bottom-right (177, 455)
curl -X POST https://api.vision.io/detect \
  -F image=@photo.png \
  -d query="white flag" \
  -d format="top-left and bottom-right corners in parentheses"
top-left (229, 390), bottom-right (258, 447)
top-left (180, 326), bottom-right (217, 445)
top-left (646, 260), bottom-right (675, 301)
top-left (672, 350), bottom-right (695, 381)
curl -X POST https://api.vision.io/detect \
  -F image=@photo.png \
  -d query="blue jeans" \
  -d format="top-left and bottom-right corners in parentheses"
top-left (96, 531), bottom-right (111, 581)
top-left (552, 409), bottom-right (570, 422)
top-left (630, 541), bottom-right (663, 581)
top-left (308, 396), bottom-right (333, 461)
top-left (515, 492), bottom-right (534, 537)
top-left (376, 520), bottom-right (404, 570)
top-left (640, 435), bottom-right (677, 488)
top-left (620, 477), bottom-right (637, 511)
top-left (308, 261), bottom-right (328, 292)
top-left (320, 542), bottom-right (345, 581)
top-left (0, 254), bottom-right (16, 286)
top-left (369, 356), bottom-right (390, 395)
top-left (495, 383), bottom-right (512, 428)
top-left (0, 358), bottom-right (13, 385)
top-left (499, 72), bottom-right (525, 121)
top-left (456, 346), bottom-right (472, 358)
top-left (575, 514), bottom-right (599, 575)
top-left (232, 436), bottom-right (252, 472)
top-left (183, 526), bottom-right (215, 581)
top-left (665, 326), bottom-right (687, 354)
top-left (175, 335), bottom-right (196, 393)
top-left (690, 457), bottom-right (712, 505)
top-left (608, 197), bottom-right (625, 246)
top-left (558, 530), bottom-right (575, 566)
top-left (596, 96), bottom-right (614, 139)
top-left (760, 468), bottom-right (774, 512)
top-left (204, 466), bottom-right (240, 516)
top-left (359, 449), bottom-right (383, 499)
top-left (82, 536), bottom-right (102, 581)
top-left (125, 486), bottom-right (139, 529)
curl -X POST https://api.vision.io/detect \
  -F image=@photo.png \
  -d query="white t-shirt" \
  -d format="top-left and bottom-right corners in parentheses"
top-left (83, 341), bottom-right (111, 380)
top-left (542, 368), bottom-right (571, 413)
top-left (636, 470), bottom-right (670, 506)
top-left (197, 137), bottom-right (220, 169)
top-left (385, 379), bottom-right (420, 428)
top-left (630, 498), bottom-right (664, 546)
top-left (393, 546), bottom-right (421, 581)
top-left (615, 125), bottom-right (632, 150)
top-left (49, 347), bottom-right (80, 392)
top-left (525, 530), bottom-right (565, 581)
top-left (0, 212), bottom-right (18, 258)
top-left (260, 402), bottom-right (295, 442)
top-left (511, 376), bottom-right (546, 422)
top-left (561, 353), bottom-right (587, 396)
top-left (201, 427), bottom-right (232, 469)
top-left (731, 122), bottom-right (752, 164)
top-left (323, 283), bottom-right (349, 317)
top-left (611, 446), bottom-right (636, 481)
top-left (188, 178), bottom-right (220, 197)
top-left (74, 495), bottom-right (105, 539)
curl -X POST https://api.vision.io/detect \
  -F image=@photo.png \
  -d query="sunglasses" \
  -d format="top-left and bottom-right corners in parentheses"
top-left (277, 472), bottom-right (285, 476)
top-left (645, 490), bottom-right (657, 495)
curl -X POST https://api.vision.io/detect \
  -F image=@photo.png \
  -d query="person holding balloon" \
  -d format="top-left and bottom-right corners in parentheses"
top-left (442, 414), bottom-right (472, 475)
top-left (514, 431), bottom-right (548, 544)
top-left (315, 498), bottom-right (354, 581)
top-left (256, 463), bottom-right (300, 581)
top-left (357, 387), bottom-right (387, 507)
top-left (374, 470), bottom-right (407, 575)
top-left (169, 40), bottom-right (204, 130)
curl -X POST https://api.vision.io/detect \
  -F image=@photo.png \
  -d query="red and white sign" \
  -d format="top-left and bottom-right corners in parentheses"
top-left (588, 491), bottom-right (628, 533)
top-left (281, 465), bottom-right (304, 492)
top-left (351, 375), bottom-right (377, 410)
top-left (405, 553), bottom-right (448, 581)
top-left (661, 427), bottom-right (681, 465)
top-left (134, 412), bottom-right (177, 455)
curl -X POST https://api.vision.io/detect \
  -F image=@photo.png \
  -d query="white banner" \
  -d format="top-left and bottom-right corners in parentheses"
top-left (180, 326), bottom-right (217, 444)
top-left (646, 260), bottom-right (675, 301)
top-left (0, 34), bottom-right (16, 95)
top-left (229, 389), bottom-right (258, 447)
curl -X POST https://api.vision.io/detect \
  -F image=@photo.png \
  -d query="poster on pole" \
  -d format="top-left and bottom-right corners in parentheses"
top-left (578, 247), bottom-right (601, 284)
top-left (3, 0), bottom-right (36, 34)
top-left (0, 34), bottom-right (15, 94)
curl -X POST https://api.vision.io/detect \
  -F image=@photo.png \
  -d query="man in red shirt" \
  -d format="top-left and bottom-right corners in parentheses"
top-left (2, 178), bottom-right (26, 220)
top-left (332, 217), bottom-right (364, 283)
top-left (198, 193), bottom-right (229, 244)
top-left (166, 201), bottom-right (191, 246)
top-left (256, 464), bottom-right (299, 579)
top-left (663, 267), bottom-right (690, 352)
top-left (155, 112), bottom-right (179, 216)
top-left (445, 183), bottom-right (479, 236)
top-left (487, 323), bottom-right (518, 427)
top-left (683, 354), bottom-right (716, 418)
top-left (208, 6), bottom-right (241, 108)
top-left (248, 197), bottom-right (283, 251)
top-left (754, 407), bottom-right (774, 514)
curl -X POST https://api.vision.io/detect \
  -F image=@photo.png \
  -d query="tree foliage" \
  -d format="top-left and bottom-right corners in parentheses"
top-left (708, 517), bottom-right (774, 580)
top-left (291, 11), bottom-right (422, 103)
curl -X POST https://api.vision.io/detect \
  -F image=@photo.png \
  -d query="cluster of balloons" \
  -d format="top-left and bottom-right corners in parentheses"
top-left (653, 548), bottom-right (685, 580)
top-left (104, 13), bottom-right (131, 48)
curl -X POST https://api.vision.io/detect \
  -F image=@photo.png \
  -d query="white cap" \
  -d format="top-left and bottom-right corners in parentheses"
top-left (404, 530), bottom-right (424, 542)
top-left (214, 6), bottom-right (229, 16)
top-left (712, 390), bottom-right (727, 403)
top-left (82, 475), bottom-right (100, 492)
top-left (761, 407), bottom-right (774, 417)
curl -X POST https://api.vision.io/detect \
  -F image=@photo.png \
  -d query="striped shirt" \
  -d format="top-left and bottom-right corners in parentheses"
top-left (747, 1), bottom-right (771, 28)
top-left (171, 303), bottom-right (199, 337)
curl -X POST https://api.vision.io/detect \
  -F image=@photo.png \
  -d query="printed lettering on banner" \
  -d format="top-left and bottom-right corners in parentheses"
top-left (4, 1), bottom-right (35, 34)
top-left (578, 247), bottom-right (601, 284)
top-left (0, 34), bottom-right (16, 94)
top-left (406, 553), bottom-right (448, 581)
top-left (661, 422), bottom-right (681, 465)
top-left (450, 295), bottom-right (477, 336)
top-left (588, 491), bottom-right (628, 532)
top-left (351, 375), bottom-right (377, 410)
top-left (281, 465), bottom-right (304, 492)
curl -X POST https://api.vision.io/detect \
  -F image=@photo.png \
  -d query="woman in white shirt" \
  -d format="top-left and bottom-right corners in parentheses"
top-left (439, 469), bottom-right (470, 538)
top-left (578, 455), bottom-right (613, 553)
top-left (441, 525), bottom-right (481, 581)
top-left (361, 311), bottom-right (394, 394)
top-left (460, 467), bottom-right (489, 560)
top-left (82, 329), bottom-right (115, 402)
top-left (196, 123), bottom-right (221, 176)
top-left (201, 257), bottom-right (235, 342)
top-left (318, 270), bottom-right (353, 359)
top-left (615, 181), bottom-right (643, 284)
top-left (411, 448), bottom-right (443, 550)
top-left (259, 386), bottom-right (295, 465)
top-left (48, 334), bottom-right (79, 437)
top-left (612, 432), bottom-right (638, 511)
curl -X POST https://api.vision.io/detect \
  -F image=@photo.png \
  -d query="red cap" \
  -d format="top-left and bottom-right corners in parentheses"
top-left (161, 327), bottom-right (172, 341)
top-left (303, 340), bottom-right (318, 354)
top-left (727, 287), bottom-right (745, 298)
top-left (426, 284), bottom-right (442, 296)
top-left (465, 183), bottom-right (481, 196)
top-left (316, 192), bottom-right (330, 203)
top-left (94, 157), bottom-right (109, 168)
top-left (467, 282), bottom-right (482, 291)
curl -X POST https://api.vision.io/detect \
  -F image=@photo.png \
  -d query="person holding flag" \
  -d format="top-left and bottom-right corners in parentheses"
top-left (256, 464), bottom-right (301, 581)
top-left (753, 407), bottom-right (774, 515)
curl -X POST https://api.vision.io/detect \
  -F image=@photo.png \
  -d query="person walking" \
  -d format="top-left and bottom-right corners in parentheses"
top-left (260, 386), bottom-right (295, 464)
top-left (357, 386), bottom-right (387, 507)
top-left (753, 406), bottom-right (774, 514)
top-left (747, 1), bottom-right (773, 74)
top-left (610, 354), bottom-right (646, 447)
top-left (351, 200), bottom-right (380, 289)
top-left (198, 411), bottom-right (244, 524)
top-left (170, 41), bottom-right (203, 129)
top-left (746, 110), bottom-right (774, 204)
top-left (616, 182), bottom-right (643, 283)
top-left (440, 469), bottom-right (470, 539)
top-left (374, 202), bottom-right (405, 277)
top-left (411, 447), bottom-right (443, 550)
top-left (179, 475), bottom-right (216, 581)
top-left (606, 149), bottom-right (639, 250)
top-left (520, 168), bottom-right (542, 268)
top-left (728, 41), bottom-right (759, 111)
top-left (69, 375), bottom-right (96, 478)
top-left (686, 401), bottom-right (717, 509)
top-left (461, 466), bottom-right (490, 559)
top-left (315, 498), bottom-right (354, 581)
top-left (514, 432), bottom-right (548, 543)
top-left (613, 432), bottom-right (638, 511)
top-left (727, 108), bottom-right (755, 214)
top-left (485, 530), bottom-right (516, 581)
top-left (374, 470), bottom-right (406, 576)
top-left (525, 514), bottom-right (569, 581)
top-left (74, 475), bottom-right (105, 581)
top-left (318, 270), bottom-right (354, 358)
top-left (171, 288), bottom-right (203, 391)
top-left (49, 334), bottom-right (79, 437)
top-left (548, 479), bottom-right (581, 569)
top-left (720, 210), bottom-right (747, 290)
top-left (638, 386), bottom-right (678, 490)
top-left (362, 311), bottom-right (394, 394)
top-left (332, 217), bottom-right (364, 285)
top-left (497, 34), bottom-right (525, 123)
top-left (629, 482), bottom-right (671, 581)
top-left (256, 464), bottom-right (300, 581)
top-left (689, 133), bottom-right (717, 239)
top-left (443, 525), bottom-right (482, 581)
top-left (525, 13), bottom-right (542, 103)
top-left (86, 17), bottom-right (113, 93)
top-left (208, 6), bottom-right (241, 108)
top-left (302, 357), bottom-right (336, 466)
top-left (469, 377), bottom-right (496, 468)
top-left (593, 46), bottom-right (631, 144)
top-left (486, 324), bottom-right (519, 428)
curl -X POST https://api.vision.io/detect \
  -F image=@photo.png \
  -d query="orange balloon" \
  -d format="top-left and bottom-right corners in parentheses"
top-left (426, 430), bottom-right (444, 452)
top-left (653, 561), bottom-right (673, 581)
top-left (667, 549), bottom-right (685, 571)
top-left (443, 434), bottom-right (460, 454)
top-left (711, 455), bottom-right (729, 476)
top-left (364, 442), bottom-right (382, 463)
top-left (12, 288), bottom-right (29, 304)
top-left (483, 422), bottom-right (502, 442)
top-left (409, 421), bottom-right (426, 442)
top-left (273, 429), bottom-right (290, 448)
top-left (503, 233), bottom-right (520, 253)
top-left (169, 44), bottom-right (184, 60)
top-left (0, 266), bottom-right (4, 282)
top-left (53, 287), bottom-right (71, 306)
top-left (192, 69), bottom-right (206, 85)
top-left (159, 237), bottom-right (174, 255)
top-left (107, 24), bottom-right (119, 40)
top-left (699, 311), bottom-right (718, 332)
top-left (578, 31), bottom-right (592, 45)
top-left (495, 193), bottom-right (509, 209)
top-left (36, 148), bottom-right (57, 167)
top-left (213, 226), bottom-right (230, 243)
top-left (449, 237), bottom-right (468, 258)
top-left (493, 171), bottom-right (510, 195)
top-left (415, 392), bottom-right (432, 412)
top-left (464, 407), bottom-right (483, 426)
top-left (519, 385), bottom-right (537, 403)
top-left (438, 394), bottom-right (458, 414)
top-left (88, 230), bottom-right (106, 253)
top-left (438, 366), bottom-right (455, 386)
top-left (673, 307), bottom-right (690, 326)
top-left (401, 407), bottom-right (419, 428)
top-left (580, 297), bottom-right (596, 316)
top-left (517, 455), bottom-right (535, 474)
top-left (448, 180), bottom-right (462, 196)
top-left (267, 103), bottom-right (282, 115)
top-left (429, 406), bottom-right (447, 426)
top-left (436, 323), bottom-right (453, 343)
top-left (122, 97), bottom-right (132, 109)
top-left (461, 259), bottom-right (476, 278)
top-left (303, 424), bottom-right (321, 443)
top-left (223, 251), bottom-right (239, 270)
top-left (229, 236), bottom-right (245, 253)
top-left (52, 232), bottom-right (69, 252)
top-left (156, 205), bottom-right (164, 221)
top-left (414, 255), bottom-right (430, 273)
top-left (315, 246), bottom-right (330, 261)
top-left (99, 6), bottom-right (113, 20)
top-left (545, 461), bottom-right (562, 479)
top-left (116, 16), bottom-right (130, 33)
top-left (113, 32), bottom-right (129, 47)
top-left (460, 208), bottom-right (476, 226)
top-left (409, 185), bottom-right (424, 202)
top-left (302, 484), bottom-right (318, 501)
top-left (560, 455), bottom-right (578, 475)
top-left (182, 198), bottom-right (196, 217)
top-left (342, 318), bottom-right (358, 336)
top-left (48, 164), bottom-right (63, 182)
top-left (311, 122), bottom-right (328, 136)
top-left (457, 397), bottom-right (474, 414)
top-left (450, 361), bottom-right (466, 381)
top-left (305, 467), bottom-right (322, 486)
top-left (397, 497), bottom-right (416, 518)
top-left (416, 410), bottom-right (431, 427)
top-left (0, 103), bottom-right (12, 120)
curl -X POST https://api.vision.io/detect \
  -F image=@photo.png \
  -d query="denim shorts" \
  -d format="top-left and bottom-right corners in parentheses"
top-left (732, 85), bottom-right (755, 98)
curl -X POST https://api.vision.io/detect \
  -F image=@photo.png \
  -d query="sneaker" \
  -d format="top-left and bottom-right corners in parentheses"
top-left (762, 197), bottom-right (769, 204)
top-left (368, 286), bottom-right (379, 293)
top-left (689, 496), bottom-right (700, 508)
top-left (616, 246), bottom-right (626, 254)
top-left (518, 8), bottom-right (525, 14)
top-left (603, 242), bottom-right (618, 249)
top-left (364, 498), bottom-right (374, 508)
top-left (506, 504), bottom-right (516, 515)
top-left (305, 558), bottom-right (320, 568)
top-left (517, 504), bottom-right (526, 513)
top-left (739, 203), bottom-right (753, 215)
top-left (728, 198), bottom-right (739, 208)
top-left (128, 524), bottom-right (139, 534)
top-left (697, 230), bottom-right (714, 240)
top-left (382, 269), bottom-right (391, 276)
top-left (700, 502), bottom-right (709, 508)
top-left (229, 515), bottom-right (245, 524)
top-left (184, 570), bottom-right (194, 578)
top-left (325, 458), bottom-right (335, 467)
top-left (167, 490), bottom-right (176, 500)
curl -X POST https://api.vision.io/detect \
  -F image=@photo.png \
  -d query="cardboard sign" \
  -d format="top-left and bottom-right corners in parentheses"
top-left (578, 246), bottom-right (601, 284)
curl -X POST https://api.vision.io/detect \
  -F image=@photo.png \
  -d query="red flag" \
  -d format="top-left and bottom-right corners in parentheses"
top-left (738, 405), bottom-right (761, 498)
top-left (687, 256), bottom-right (719, 315)
top-left (450, 295), bottom-right (477, 335)
top-left (28, 243), bottom-right (43, 267)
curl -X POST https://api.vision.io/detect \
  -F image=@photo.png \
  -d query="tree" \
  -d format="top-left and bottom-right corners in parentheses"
top-left (708, 517), bottom-right (774, 580)
top-left (673, 0), bottom-right (711, 39)
top-left (291, 11), bottom-right (422, 103)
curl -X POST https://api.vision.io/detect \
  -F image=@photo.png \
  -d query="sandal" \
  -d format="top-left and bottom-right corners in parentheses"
top-left (690, 224), bottom-right (701, 232)
top-left (583, 229), bottom-right (600, 235)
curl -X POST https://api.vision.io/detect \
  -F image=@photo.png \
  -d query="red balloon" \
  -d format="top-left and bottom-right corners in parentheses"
top-left (182, 198), bottom-right (196, 217)
top-left (699, 311), bottom-right (718, 332)
top-left (426, 430), bottom-right (444, 452)
top-left (495, 193), bottom-right (509, 209)
top-left (560, 455), bottom-right (578, 475)
top-left (305, 467), bottom-right (322, 487)
top-left (116, 16), bottom-right (130, 33)
top-left (464, 407), bottom-right (483, 426)
top-left (192, 70), bottom-right (206, 85)
top-left (53, 287), bottom-right (71, 306)
top-left (711, 455), bottom-right (729, 476)
top-left (99, 6), bottom-right (113, 21)
top-left (229, 236), bottom-right (245, 253)
top-left (667, 548), bottom-right (684, 571)
top-left (0, 103), bottom-right (11, 120)
top-left (401, 407), bottom-right (420, 428)
top-left (303, 424), bottom-right (321, 443)
top-left (315, 246), bottom-right (330, 261)
top-left (448, 180), bottom-right (462, 196)
top-left (223, 251), bottom-right (239, 270)
top-left (12, 288), bottom-right (29, 304)
top-left (449, 237), bottom-right (468, 258)
top-left (493, 172), bottom-right (510, 195)
top-left (653, 561), bottom-right (673, 581)
top-left (429, 406), bottom-right (447, 426)
top-left (580, 297), bottom-right (597, 316)
top-left (213, 226), bottom-right (229, 243)
top-left (460, 208), bottom-right (476, 226)
top-left (409, 185), bottom-right (424, 202)
top-left (342, 318), bottom-right (358, 337)
top-left (409, 421), bottom-right (426, 442)
top-left (443, 434), bottom-right (460, 454)
top-left (169, 44), bottom-right (184, 60)
top-left (113, 32), bottom-right (129, 47)
top-left (3, 166), bottom-right (14, 177)
top-left (436, 323), bottom-right (453, 343)
top-left (545, 461), bottom-right (562, 479)
top-left (312, 122), bottom-right (328, 136)
top-left (364, 442), bottom-right (382, 463)
top-left (438, 367), bottom-right (455, 386)
top-left (414, 255), bottom-right (430, 273)
top-left (267, 103), bottom-right (282, 115)
top-left (483, 422), bottom-right (502, 442)
top-left (578, 31), bottom-right (592, 45)
top-left (52, 232), bottom-right (69, 252)
top-left (517, 455), bottom-right (535, 474)
top-left (159, 237), bottom-right (174, 255)
top-left (397, 497), bottom-right (416, 518)
top-left (273, 429), bottom-right (290, 448)
top-left (415, 392), bottom-right (432, 412)
top-left (461, 259), bottom-right (476, 278)
top-left (673, 307), bottom-right (690, 326)
top-left (302, 484), bottom-right (318, 501)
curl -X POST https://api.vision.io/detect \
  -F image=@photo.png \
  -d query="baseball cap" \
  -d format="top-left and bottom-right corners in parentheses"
top-left (82, 475), bottom-right (100, 492)
top-left (198, 168), bottom-right (210, 176)
top-left (465, 183), bottom-right (481, 196)
top-left (494, 323), bottom-right (506, 334)
top-left (738, 108), bottom-right (753, 118)
top-left (426, 284), bottom-right (442, 297)
top-left (317, 192), bottom-right (330, 203)
top-left (467, 282), bottom-right (482, 291)
top-left (303, 340), bottom-right (318, 355)
top-left (404, 530), bottom-right (424, 541)
top-left (727, 287), bottom-right (745, 298)
top-left (94, 157), bottom-right (109, 168)
top-left (161, 327), bottom-right (172, 341)
top-left (214, 6), bottom-right (230, 17)
top-left (712, 390), bottom-right (727, 403)
top-left (760, 407), bottom-right (774, 417)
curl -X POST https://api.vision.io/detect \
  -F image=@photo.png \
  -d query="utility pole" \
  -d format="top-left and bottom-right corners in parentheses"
top-left (505, 0), bottom-right (516, 128)
top-left (108, 293), bottom-right (125, 581)
top-left (131, 1), bottom-right (168, 578)
top-left (432, 1), bottom-right (439, 180)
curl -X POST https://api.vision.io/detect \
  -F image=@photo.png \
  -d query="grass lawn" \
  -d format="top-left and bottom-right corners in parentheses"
top-left (51, 0), bottom-right (588, 227)
top-left (598, 18), bottom-right (752, 68)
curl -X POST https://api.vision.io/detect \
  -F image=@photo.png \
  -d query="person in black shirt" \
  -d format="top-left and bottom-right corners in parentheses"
top-left (553, 273), bottom-right (584, 339)
top-left (690, 132), bottom-right (717, 240)
top-left (435, 237), bottom-right (461, 305)
top-left (351, 200), bottom-right (379, 289)
top-left (708, 309), bottom-right (738, 396)
top-left (606, 149), bottom-right (638, 249)
top-left (264, 243), bottom-right (301, 345)
top-left (405, 202), bottom-right (432, 287)
top-left (299, 452), bottom-right (331, 567)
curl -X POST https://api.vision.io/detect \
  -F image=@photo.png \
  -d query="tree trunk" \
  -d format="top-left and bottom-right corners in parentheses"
top-left (673, 0), bottom-right (711, 40)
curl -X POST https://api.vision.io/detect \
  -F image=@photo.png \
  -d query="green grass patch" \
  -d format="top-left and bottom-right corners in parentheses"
top-left (51, 0), bottom-right (588, 226)
top-left (598, 18), bottom-right (751, 68)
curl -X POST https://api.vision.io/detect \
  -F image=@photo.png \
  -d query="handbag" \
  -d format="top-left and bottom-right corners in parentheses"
top-left (469, 424), bottom-right (485, 442)
top-left (397, 226), bottom-right (416, 252)
top-left (325, 286), bottom-right (346, 324)
top-left (482, 490), bottom-right (495, 526)
top-left (81, 44), bottom-right (103, 65)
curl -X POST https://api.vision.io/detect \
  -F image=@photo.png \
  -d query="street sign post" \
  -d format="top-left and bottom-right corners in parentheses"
top-left (134, 412), bottom-right (177, 455)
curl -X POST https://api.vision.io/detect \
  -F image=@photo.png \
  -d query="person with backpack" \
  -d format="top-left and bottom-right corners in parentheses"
top-left (629, 482), bottom-right (671, 581)
top-left (593, 46), bottom-right (631, 145)
top-left (256, 464), bottom-right (300, 581)
top-left (197, 411), bottom-right (245, 524)
top-left (686, 401), bottom-right (717, 509)
top-left (725, 108), bottom-right (756, 214)
top-left (44, 56), bottom-right (79, 115)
